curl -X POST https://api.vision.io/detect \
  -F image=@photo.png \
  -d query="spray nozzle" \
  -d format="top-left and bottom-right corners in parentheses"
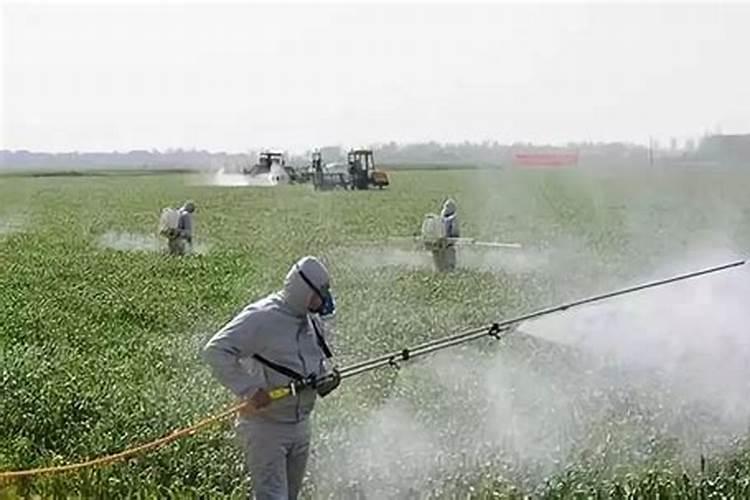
top-left (488, 323), bottom-right (503, 340)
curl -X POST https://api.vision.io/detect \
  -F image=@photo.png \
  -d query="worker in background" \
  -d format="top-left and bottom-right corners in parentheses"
top-left (168, 201), bottom-right (195, 255)
top-left (433, 198), bottom-right (460, 272)
top-left (202, 256), bottom-right (340, 500)
top-left (313, 152), bottom-right (323, 190)
top-left (313, 152), bottom-right (323, 174)
top-left (347, 160), bottom-right (356, 190)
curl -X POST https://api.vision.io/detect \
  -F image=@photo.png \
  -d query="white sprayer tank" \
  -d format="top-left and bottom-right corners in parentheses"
top-left (159, 208), bottom-right (180, 237)
top-left (421, 213), bottom-right (446, 246)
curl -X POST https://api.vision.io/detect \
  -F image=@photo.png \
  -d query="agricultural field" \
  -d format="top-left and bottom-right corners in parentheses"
top-left (2, 165), bottom-right (750, 499)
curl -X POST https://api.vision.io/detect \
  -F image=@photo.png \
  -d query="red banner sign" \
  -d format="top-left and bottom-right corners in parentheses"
top-left (513, 152), bottom-right (579, 167)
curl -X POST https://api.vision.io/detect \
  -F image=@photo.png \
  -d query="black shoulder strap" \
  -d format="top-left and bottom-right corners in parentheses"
top-left (252, 319), bottom-right (332, 380)
top-left (252, 354), bottom-right (304, 381)
top-left (310, 319), bottom-right (333, 359)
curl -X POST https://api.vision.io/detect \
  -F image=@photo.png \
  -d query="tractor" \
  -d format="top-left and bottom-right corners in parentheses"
top-left (311, 150), bottom-right (349, 190)
top-left (347, 149), bottom-right (389, 190)
top-left (243, 151), bottom-right (290, 183)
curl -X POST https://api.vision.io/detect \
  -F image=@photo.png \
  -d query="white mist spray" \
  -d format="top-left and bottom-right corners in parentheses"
top-left (311, 256), bottom-right (750, 497)
top-left (97, 231), bottom-right (211, 254)
top-left (0, 213), bottom-right (27, 237)
top-left (190, 167), bottom-right (288, 187)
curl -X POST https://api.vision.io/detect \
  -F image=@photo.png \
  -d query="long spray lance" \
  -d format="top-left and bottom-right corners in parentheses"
top-left (335, 259), bottom-right (746, 381)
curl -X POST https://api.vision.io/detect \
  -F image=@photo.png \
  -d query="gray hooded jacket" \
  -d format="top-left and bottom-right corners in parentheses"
top-left (202, 257), bottom-right (333, 423)
top-left (177, 206), bottom-right (193, 241)
top-left (441, 199), bottom-right (460, 238)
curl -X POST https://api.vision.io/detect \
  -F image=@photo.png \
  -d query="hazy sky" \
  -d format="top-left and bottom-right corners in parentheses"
top-left (2, 2), bottom-right (749, 153)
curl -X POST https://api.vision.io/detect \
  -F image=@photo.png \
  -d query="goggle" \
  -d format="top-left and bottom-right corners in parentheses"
top-left (297, 266), bottom-right (336, 317)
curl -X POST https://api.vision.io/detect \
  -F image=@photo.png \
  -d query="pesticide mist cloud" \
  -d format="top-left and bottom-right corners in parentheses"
top-left (97, 232), bottom-right (163, 253)
top-left (0, 214), bottom-right (26, 237)
top-left (192, 168), bottom-right (286, 188)
top-left (97, 231), bottom-right (210, 255)
top-left (311, 257), bottom-right (750, 496)
top-left (524, 259), bottom-right (750, 447)
top-left (339, 245), bottom-right (548, 275)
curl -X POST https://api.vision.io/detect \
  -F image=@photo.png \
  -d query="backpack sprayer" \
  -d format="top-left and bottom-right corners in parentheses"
top-left (159, 207), bottom-right (181, 239)
top-left (267, 259), bottom-right (745, 401)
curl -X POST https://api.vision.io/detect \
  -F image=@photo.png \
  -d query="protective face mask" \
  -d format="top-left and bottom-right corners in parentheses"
top-left (316, 286), bottom-right (336, 318)
top-left (297, 267), bottom-right (336, 318)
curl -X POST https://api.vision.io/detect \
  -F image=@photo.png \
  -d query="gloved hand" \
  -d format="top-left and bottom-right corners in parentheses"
top-left (240, 388), bottom-right (272, 416)
top-left (314, 368), bottom-right (341, 398)
top-left (251, 388), bottom-right (272, 407)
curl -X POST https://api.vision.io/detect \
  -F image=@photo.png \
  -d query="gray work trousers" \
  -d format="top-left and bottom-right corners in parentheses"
top-left (236, 417), bottom-right (312, 500)
top-left (432, 246), bottom-right (457, 272)
top-left (167, 237), bottom-right (187, 256)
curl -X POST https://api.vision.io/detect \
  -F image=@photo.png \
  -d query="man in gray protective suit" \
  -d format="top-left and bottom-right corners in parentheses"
top-left (168, 201), bottom-right (195, 256)
top-left (432, 198), bottom-right (460, 272)
top-left (202, 256), bottom-right (340, 499)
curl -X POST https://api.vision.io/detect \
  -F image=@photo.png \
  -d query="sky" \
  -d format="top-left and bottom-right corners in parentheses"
top-left (2, 1), bottom-right (749, 153)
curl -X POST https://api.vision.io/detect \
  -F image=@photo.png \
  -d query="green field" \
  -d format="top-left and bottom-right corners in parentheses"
top-left (2, 166), bottom-right (750, 499)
